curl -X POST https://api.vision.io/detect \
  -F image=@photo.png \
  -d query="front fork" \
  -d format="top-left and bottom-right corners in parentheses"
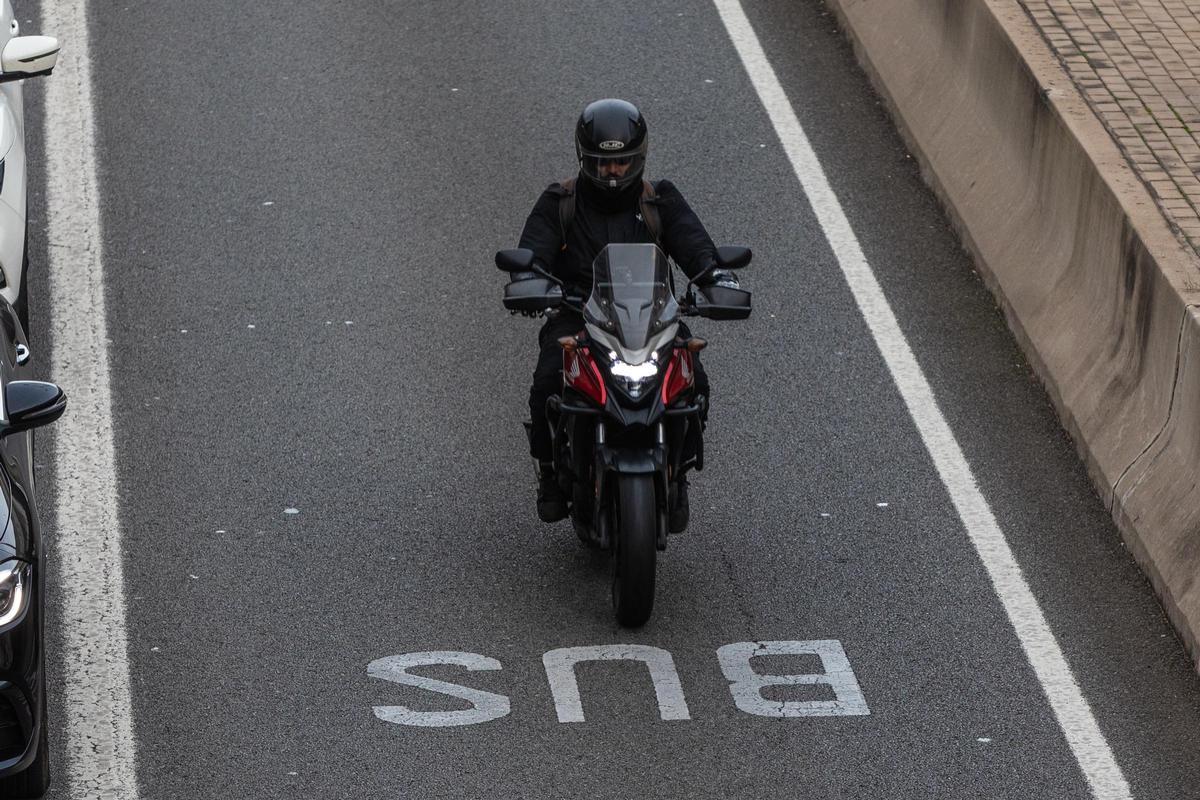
top-left (592, 422), bottom-right (670, 552)
top-left (549, 397), bottom-right (698, 551)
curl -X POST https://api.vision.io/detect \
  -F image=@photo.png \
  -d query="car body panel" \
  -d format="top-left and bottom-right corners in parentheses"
top-left (0, 0), bottom-right (30, 308)
top-left (0, 288), bottom-right (43, 779)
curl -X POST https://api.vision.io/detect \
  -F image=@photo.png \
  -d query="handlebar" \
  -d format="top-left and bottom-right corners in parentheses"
top-left (509, 291), bottom-right (703, 319)
top-left (503, 255), bottom-right (725, 319)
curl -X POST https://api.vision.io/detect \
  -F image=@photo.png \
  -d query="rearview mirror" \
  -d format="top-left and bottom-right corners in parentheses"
top-left (0, 36), bottom-right (59, 82)
top-left (496, 248), bottom-right (535, 273)
top-left (4, 380), bottom-right (66, 434)
top-left (715, 246), bottom-right (752, 270)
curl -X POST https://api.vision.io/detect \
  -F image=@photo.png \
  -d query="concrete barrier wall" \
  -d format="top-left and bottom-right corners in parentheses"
top-left (822, 0), bottom-right (1200, 663)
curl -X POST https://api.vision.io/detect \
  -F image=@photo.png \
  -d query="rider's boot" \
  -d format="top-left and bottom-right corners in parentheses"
top-left (536, 460), bottom-right (569, 523)
top-left (669, 477), bottom-right (690, 533)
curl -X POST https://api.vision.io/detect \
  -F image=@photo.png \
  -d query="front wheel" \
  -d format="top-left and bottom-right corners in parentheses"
top-left (612, 473), bottom-right (657, 627)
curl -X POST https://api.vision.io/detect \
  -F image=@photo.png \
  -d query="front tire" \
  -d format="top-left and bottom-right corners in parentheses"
top-left (612, 474), bottom-right (657, 627)
top-left (0, 686), bottom-right (50, 798)
top-left (0, 611), bottom-right (51, 798)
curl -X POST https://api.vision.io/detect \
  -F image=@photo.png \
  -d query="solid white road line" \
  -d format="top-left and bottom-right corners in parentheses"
top-left (709, 1), bottom-right (1132, 798)
top-left (42, 0), bottom-right (140, 797)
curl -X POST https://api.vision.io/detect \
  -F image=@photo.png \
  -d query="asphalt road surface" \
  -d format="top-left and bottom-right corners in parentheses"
top-left (18, 0), bottom-right (1200, 798)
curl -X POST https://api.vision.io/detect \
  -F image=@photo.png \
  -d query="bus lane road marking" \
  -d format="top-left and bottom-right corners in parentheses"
top-left (44, 0), bottom-right (140, 797)
top-left (368, 640), bottom-right (870, 726)
top-left (709, 1), bottom-right (1131, 798)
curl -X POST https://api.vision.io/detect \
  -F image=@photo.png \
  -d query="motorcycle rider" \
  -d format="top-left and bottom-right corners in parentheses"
top-left (513, 98), bottom-right (738, 523)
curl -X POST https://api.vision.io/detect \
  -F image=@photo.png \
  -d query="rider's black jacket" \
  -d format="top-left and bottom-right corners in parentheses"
top-left (517, 176), bottom-right (718, 297)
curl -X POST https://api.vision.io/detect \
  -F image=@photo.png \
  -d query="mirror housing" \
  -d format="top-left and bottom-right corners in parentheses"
top-left (694, 284), bottom-right (752, 321)
top-left (496, 248), bottom-right (536, 273)
top-left (4, 381), bottom-right (66, 435)
top-left (0, 36), bottom-right (59, 83)
top-left (714, 245), bottom-right (752, 270)
top-left (504, 278), bottom-right (563, 313)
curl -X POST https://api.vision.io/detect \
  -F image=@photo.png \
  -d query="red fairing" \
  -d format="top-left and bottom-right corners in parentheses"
top-left (564, 347), bottom-right (607, 406)
top-left (661, 349), bottom-right (695, 406)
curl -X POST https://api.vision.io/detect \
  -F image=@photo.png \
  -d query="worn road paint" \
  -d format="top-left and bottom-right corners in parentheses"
top-left (542, 645), bottom-right (691, 723)
top-left (368, 652), bottom-right (510, 727)
top-left (709, 1), bottom-right (1131, 797)
top-left (717, 640), bottom-right (869, 717)
top-left (369, 642), bottom-right (868, 726)
top-left (42, 0), bottom-right (141, 796)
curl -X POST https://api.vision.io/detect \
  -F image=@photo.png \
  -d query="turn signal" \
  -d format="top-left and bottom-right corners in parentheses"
top-left (557, 336), bottom-right (580, 352)
top-left (685, 337), bottom-right (707, 353)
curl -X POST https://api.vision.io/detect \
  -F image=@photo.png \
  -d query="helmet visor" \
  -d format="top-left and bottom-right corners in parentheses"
top-left (579, 144), bottom-right (646, 190)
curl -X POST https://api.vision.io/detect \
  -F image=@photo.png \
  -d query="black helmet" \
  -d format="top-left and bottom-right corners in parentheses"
top-left (575, 99), bottom-right (647, 193)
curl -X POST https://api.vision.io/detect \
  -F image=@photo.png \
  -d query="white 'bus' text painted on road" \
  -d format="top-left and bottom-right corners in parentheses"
top-left (368, 651), bottom-right (511, 727)
top-left (718, 640), bottom-right (870, 717)
top-left (542, 644), bottom-right (691, 723)
top-left (368, 641), bottom-right (868, 726)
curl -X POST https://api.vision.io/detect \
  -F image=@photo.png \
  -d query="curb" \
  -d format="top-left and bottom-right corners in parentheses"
top-left (822, 0), bottom-right (1200, 668)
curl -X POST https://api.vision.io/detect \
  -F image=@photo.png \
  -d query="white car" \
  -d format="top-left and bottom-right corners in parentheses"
top-left (0, 3), bottom-right (57, 332)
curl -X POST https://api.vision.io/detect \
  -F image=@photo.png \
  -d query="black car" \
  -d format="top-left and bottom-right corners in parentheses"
top-left (0, 304), bottom-right (66, 799)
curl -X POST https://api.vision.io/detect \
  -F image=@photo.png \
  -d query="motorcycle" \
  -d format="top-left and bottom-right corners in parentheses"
top-left (497, 243), bottom-right (752, 626)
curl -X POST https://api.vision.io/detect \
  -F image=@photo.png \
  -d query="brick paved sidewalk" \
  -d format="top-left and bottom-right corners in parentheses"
top-left (1019, 0), bottom-right (1200, 249)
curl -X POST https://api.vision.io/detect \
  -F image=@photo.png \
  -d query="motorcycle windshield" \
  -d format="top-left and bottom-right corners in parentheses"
top-left (584, 244), bottom-right (678, 353)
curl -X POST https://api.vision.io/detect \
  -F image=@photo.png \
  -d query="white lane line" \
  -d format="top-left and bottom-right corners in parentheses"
top-left (43, 0), bottom-right (140, 797)
top-left (709, 2), bottom-right (1132, 798)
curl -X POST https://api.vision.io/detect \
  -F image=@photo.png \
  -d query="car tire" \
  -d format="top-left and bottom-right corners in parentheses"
top-left (0, 701), bottom-right (50, 798)
top-left (0, 631), bottom-right (51, 798)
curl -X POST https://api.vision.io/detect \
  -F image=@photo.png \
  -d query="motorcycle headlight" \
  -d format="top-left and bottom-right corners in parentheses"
top-left (608, 353), bottom-right (662, 399)
top-left (0, 560), bottom-right (30, 629)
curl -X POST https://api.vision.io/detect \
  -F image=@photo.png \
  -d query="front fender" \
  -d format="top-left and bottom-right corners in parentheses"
top-left (599, 446), bottom-right (664, 475)
top-left (597, 445), bottom-right (669, 551)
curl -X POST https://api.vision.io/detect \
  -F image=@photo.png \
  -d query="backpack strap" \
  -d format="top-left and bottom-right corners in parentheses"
top-left (639, 179), bottom-right (662, 246)
top-left (554, 178), bottom-right (576, 252)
